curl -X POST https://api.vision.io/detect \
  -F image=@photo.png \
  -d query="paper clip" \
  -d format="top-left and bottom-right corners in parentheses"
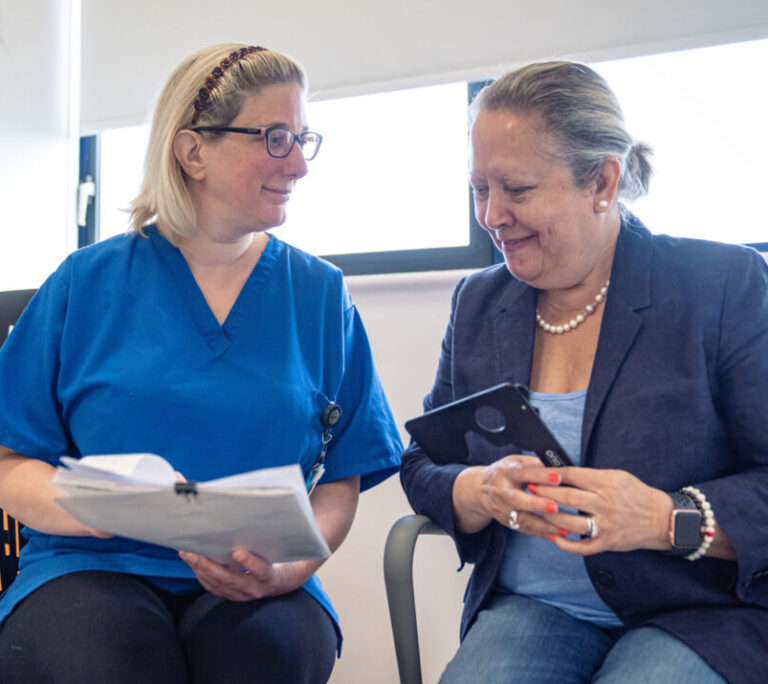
top-left (174, 481), bottom-right (198, 501)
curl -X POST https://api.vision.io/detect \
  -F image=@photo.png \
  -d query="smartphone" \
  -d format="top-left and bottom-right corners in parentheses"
top-left (404, 382), bottom-right (572, 467)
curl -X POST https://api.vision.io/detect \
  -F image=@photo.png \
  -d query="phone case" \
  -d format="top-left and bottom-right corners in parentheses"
top-left (404, 382), bottom-right (573, 467)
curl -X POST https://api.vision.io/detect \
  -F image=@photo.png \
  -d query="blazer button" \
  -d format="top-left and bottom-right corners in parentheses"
top-left (593, 569), bottom-right (616, 589)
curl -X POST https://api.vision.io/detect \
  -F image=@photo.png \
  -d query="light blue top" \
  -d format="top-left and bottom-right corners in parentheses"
top-left (496, 389), bottom-right (621, 627)
top-left (0, 227), bottom-right (403, 644)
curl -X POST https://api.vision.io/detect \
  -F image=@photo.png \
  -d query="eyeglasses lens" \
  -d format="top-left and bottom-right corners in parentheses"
top-left (266, 128), bottom-right (321, 160)
top-left (299, 133), bottom-right (321, 161)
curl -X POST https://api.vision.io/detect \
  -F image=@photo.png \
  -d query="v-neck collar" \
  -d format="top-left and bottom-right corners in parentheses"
top-left (148, 226), bottom-right (282, 356)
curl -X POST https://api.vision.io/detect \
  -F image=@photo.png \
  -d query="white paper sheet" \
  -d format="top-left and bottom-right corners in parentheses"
top-left (53, 454), bottom-right (330, 564)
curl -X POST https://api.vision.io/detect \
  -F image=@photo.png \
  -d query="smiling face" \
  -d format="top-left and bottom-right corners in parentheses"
top-left (470, 109), bottom-right (618, 291)
top-left (192, 83), bottom-right (309, 237)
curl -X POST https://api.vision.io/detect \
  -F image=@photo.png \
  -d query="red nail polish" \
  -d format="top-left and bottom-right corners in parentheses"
top-left (546, 502), bottom-right (557, 513)
top-left (548, 472), bottom-right (561, 484)
top-left (527, 483), bottom-right (538, 494)
top-left (548, 533), bottom-right (557, 543)
top-left (559, 528), bottom-right (569, 537)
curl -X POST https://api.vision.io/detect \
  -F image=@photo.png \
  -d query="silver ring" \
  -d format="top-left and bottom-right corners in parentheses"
top-left (585, 516), bottom-right (599, 539)
top-left (508, 510), bottom-right (520, 531)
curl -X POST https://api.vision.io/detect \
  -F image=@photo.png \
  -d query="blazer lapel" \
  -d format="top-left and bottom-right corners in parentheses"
top-left (492, 278), bottom-right (537, 387)
top-left (582, 216), bottom-right (653, 464)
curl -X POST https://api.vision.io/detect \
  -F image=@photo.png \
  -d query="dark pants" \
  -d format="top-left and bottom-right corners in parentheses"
top-left (0, 570), bottom-right (337, 684)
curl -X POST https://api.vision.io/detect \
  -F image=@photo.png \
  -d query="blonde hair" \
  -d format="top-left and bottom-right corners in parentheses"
top-left (471, 61), bottom-right (652, 201)
top-left (130, 44), bottom-right (306, 243)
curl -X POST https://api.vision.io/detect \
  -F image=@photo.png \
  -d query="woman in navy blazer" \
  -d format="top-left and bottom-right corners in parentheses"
top-left (401, 61), bottom-right (768, 683)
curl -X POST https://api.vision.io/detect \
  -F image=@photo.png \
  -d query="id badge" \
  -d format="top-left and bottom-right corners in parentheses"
top-left (306, 462), bottom-right (326, 495)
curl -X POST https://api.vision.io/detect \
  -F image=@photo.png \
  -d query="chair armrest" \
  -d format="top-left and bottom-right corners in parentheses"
top-left (384, 514), bottom-right (447, 684)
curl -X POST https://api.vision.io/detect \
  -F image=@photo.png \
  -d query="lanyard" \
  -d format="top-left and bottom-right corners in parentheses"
top-left (305, 403), bottom-right (342, 495)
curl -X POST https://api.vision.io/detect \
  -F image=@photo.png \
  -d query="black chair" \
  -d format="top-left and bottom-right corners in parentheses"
top-left (384, 513), bottom-right (450, 684)
top-left (0, 289), bottom-right (37, 592)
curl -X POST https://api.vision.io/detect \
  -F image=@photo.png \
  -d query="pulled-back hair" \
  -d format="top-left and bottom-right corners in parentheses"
top-left (471, 61), bottom-right (652, 202)
top-left (130, 44), bottom-right (306, 243)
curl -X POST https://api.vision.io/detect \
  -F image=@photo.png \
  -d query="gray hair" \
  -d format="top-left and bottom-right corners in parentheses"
top-left (130, 44), bottom-right (306, 243)
top-left (471, 61), bottom-right (652, 201)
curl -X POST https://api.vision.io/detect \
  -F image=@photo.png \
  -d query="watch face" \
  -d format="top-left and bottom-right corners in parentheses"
top-left (673, 510), bottom-right (702, 548)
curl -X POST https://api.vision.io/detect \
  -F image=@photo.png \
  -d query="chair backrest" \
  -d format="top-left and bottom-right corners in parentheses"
top-left (1, 289), bottom-right (36, 346)
top-left (0, 289), bottom-right (37, 592)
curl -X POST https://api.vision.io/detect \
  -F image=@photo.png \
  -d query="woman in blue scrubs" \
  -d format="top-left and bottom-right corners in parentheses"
top-left (0, 44), bottom-right (402, 683)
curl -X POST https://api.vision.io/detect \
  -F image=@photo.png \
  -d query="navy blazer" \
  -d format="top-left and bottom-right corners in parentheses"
top-left (401, 214), bottom-right (768, 683)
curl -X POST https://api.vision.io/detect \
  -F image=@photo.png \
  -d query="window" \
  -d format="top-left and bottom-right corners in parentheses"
top-left (88, 38), bottom-right (768, 273)
top-left (594, 38), bottom-right (768, 248)
top-left (95, 82), bottom-right (494, 274)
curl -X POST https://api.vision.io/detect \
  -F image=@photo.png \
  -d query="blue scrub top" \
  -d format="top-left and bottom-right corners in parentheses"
top-left (0, 226), bottom-right (402, 640)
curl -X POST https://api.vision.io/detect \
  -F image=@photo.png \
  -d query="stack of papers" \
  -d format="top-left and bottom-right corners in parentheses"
top-left (53, 453), bottom-right (330, 564)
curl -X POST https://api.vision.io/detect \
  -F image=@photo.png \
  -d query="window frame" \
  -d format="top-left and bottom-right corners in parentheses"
top-left (78, 135), bottom-right (100, 248)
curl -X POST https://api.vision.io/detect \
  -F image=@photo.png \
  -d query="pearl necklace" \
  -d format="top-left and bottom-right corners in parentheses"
top-left (536, 280), bottom-right (610, 334)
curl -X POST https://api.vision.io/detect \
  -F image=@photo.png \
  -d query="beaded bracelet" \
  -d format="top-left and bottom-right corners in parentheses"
top-left (681, 486), bottom-right (716, 560)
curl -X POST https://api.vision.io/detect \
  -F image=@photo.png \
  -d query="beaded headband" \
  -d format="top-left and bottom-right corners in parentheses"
top-left (191, 45), bottom-right (268, 124)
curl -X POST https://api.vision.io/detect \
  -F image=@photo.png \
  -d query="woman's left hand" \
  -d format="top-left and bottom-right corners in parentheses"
top-left (535, 467), bottom-right (672, 554)
top-left (179, 474), bottom-right (360, 600)
top-left (179, 549), bottom-right (318, 601)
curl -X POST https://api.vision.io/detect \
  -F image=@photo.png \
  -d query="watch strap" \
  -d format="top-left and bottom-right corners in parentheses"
top-left (668, 490), bottom-right (697, 511)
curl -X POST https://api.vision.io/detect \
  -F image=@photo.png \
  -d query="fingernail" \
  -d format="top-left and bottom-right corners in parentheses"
top-left (548, 472), bottom-right (561, 484)
top-left (559, 528), bottom-right (569, 537)
top-left (527, 483), bottom-right (538, 494)
top-left (545, 502), bottom-right (558, 513)
top-left (548, 533), bottom-right (557, 543)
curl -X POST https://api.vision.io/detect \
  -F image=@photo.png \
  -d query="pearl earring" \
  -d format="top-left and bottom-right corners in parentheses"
top-left (597, 200), bottom-right (609, 210)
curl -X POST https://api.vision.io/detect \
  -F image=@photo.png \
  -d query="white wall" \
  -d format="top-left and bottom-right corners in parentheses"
top-left (319, 271), bottom-right (475, 684)
top-left (0, 0), bottom-right (78, 291)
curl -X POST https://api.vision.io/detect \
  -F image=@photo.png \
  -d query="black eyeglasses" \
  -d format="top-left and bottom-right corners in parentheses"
top-left (191, 125), bottom-right (322, 160)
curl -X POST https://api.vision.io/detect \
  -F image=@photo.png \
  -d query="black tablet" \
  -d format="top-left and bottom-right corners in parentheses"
top-left (404, 382), bottom-right (573, 467)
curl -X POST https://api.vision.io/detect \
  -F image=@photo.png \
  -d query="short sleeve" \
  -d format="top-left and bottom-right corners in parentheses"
top-left (0, 265), bottom-right (72, 462)
top-left (319, 299), bottom-right (402, 492)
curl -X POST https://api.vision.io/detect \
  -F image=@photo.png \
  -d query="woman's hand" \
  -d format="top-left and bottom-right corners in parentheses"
top-left (534, 467), bottom-right (672, 554)
top-left (452, 455), bottom-right (565, 535)
top-left (179, 474), bottom-right (361, 600)
top-left (179, 549), bottom-right (318, 601)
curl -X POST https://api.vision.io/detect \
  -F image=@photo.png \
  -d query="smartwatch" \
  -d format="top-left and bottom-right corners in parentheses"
top-left (668, 491), bottom-right (702, 552)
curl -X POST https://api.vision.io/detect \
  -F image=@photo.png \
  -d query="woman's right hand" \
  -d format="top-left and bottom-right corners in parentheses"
top-left (452, 455), bottom-right (563, 535)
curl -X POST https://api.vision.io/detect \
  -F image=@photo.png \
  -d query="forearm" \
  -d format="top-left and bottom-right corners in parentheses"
top-left (311, 475), bottom-right (360, 551)
top-left (0, 446), bottom-right (93, 536)
top-left (277, 475), bottom-right (361, 584)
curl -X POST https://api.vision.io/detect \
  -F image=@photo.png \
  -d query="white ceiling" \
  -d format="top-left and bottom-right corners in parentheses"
top-left (80, 0), bottom-right (768, 131)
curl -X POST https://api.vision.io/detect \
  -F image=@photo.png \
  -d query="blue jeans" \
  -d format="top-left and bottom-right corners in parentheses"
top-left (439, 593), bottom-right (726, 684)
